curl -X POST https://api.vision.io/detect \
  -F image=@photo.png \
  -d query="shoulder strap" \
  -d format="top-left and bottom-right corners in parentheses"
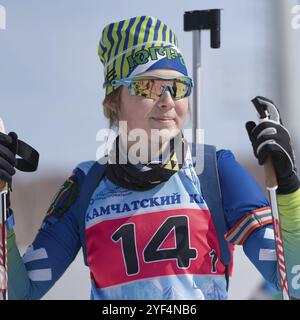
top-left (75, 160), bottom-right (107, 265)
top-left (193, 143), bottom-right (231, 289)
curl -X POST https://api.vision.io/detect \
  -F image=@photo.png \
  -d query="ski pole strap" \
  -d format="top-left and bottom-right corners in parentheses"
top-left (15, 139), bottom-right (39, 172)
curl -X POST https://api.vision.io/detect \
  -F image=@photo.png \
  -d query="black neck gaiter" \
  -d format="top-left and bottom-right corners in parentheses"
top-left (106, 132), bottom-right (187, 191)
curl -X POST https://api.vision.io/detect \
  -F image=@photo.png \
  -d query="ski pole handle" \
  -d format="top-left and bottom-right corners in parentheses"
top-left (0, 118), bottom-right (7, 192)
top-left (250, 97), bottom-right (278, 189)
top-left (264, 157), bottom-right (278, 190)
top-left (251, 96), bottom-right (290, 299)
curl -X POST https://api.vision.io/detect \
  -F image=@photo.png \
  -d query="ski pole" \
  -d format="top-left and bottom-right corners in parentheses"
top-left (183, 9), bottom-right (221, 145)
top-left (0, 118), bottom-right (8, 300)
top-left (251, 98), bottom-right (290, 300)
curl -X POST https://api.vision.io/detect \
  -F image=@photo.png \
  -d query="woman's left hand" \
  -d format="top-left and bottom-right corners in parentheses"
top-left (245, 96), bottom-right (300, 194)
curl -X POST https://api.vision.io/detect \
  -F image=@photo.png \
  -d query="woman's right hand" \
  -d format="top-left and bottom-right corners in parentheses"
top-left (0, 132), bottom-right (18, 185)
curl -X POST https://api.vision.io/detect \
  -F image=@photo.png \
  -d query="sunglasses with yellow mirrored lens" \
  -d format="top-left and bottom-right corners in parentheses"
top-left (106, 75), bottom-right (193, 100)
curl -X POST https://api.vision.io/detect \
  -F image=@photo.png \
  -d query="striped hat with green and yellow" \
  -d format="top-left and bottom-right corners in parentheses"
top-left (98, 16), bottom-right (188, 95)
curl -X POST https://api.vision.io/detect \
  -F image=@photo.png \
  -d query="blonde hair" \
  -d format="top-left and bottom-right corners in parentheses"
top-left (102, 87), bottom-right (122, 128)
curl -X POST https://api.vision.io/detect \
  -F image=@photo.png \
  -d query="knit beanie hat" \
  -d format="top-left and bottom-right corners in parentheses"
top-left (98, 16), bottom-right (188, 95)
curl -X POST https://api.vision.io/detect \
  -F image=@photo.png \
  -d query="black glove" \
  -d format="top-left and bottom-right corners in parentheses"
top-left (246, 96), bottom-right (300, 194)
top-left (0, 132), bottom-right (18, 185)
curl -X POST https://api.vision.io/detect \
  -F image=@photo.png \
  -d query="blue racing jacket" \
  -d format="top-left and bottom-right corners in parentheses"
top-left (7, 147), bottom-right (300, 299)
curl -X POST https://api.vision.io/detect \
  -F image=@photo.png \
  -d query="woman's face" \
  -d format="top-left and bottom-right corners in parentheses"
top-left (118, 69), bottom-right (189, 143)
